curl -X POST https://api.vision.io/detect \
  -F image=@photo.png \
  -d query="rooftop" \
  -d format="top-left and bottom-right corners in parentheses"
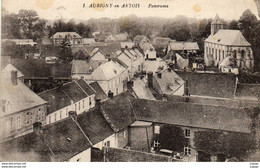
top-left (89, 82), bottom-right (108, 101)
top-left (168, 42), bottom-right (199, 51)
top-left (51, 32), bottom-right (82, 39)
top-left (205, 29), bottom-right (251, 46)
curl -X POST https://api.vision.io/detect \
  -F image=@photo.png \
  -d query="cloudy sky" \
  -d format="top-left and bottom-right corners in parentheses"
top-left (2, 0), bottom-right (260, 21)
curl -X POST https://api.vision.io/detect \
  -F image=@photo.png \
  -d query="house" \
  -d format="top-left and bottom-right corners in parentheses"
top-left (120, 42), bottom-right (135, 49)
top-left (163, 52), bottom-right (189, 70)
top-left (90, 61), bottom-right (128, 95)
top-left (131, 98), bottom-right (254, 161)
top-left (142, 42), bottom-right (157, 60)
top-left (150, 68), bottom-right (185, 96)
top-left (2, 39), bottom-right (37, 46)
top-left (85, 42), bottom-right (121, 58)
top-left (38, 79), bottom-right (96, 124)
top-left (152, 37), bottom-right (175, 58)
top-left (0, 108), bottom-right (115, 162)
top-left (114, 32), bottom-right (128, 42)
top-left (51, 32), bottom-right (83, 46)
top-left (204, 14), bottom-right (254, 70)
top-left (167, 42), bottom-right (199, 54)
top-left (7, 58), bottom-right (72, 93)
top-left (117, 49), bottom-right (144, 78)
top-left (0, 70), bottom-right (47, 142)
top-left (89, 82), bottom-right (108, 101)
top-left (133, 35), bottom-right (150, 44)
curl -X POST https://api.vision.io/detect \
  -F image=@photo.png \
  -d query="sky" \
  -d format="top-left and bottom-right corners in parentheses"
top-left (2, 0), bottom-right (260, 21)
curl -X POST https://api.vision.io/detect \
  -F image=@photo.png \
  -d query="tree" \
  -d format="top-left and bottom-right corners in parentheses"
top-left (194, 130), bottom-right (257, 161)
top-left (238, 9), bottom-right (258, 40)
top-left (158, 125), bottom-right (189, 152)
top-left (229, 20), bottom-right (239, 30)
top-left (59, 37), bottom-right (73, 61)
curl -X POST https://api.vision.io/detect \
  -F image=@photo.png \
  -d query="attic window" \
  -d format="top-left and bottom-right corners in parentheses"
top-left (217, 39), bottom-right (221, 42)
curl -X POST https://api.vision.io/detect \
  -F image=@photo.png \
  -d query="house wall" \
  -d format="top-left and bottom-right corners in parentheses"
top-left (116, 128), bottom-right (129, 148)
top-left (0, 104), bottom-right (47, 141)
top-left (71, 73), bottom-right (92, 80)
top-left (69, 148), bottom-right (91, 162)
top-left (93, 134), bottom-right (117, 150)
top-left (129, 126), bottom-right (153, 152)
top-left (97, 73), bottom-right (125, 95)
top-left (91, 51), bottom-right (107, 61)
top-left (145, 50), bottom-right (156, 60)
top-left (173, 84), bottom-right (185, 96)
top-left (46, 94), bottom-right (95, 125)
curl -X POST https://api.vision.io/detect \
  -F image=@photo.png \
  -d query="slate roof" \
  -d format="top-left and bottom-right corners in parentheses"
top-left (38, 79), bottom-right (95, 115)
top-left (89, 82), bottom-right (108, 101)
top-left (51, 32), bottom-right (82, 39)
top-left (84, 42), bottom-right (121, 56)
top-left (168, 42), bottom-right (199, 51)
top-left (100, 91), bottom-right (136, 132)
top-left (91, 61), bottom-right (126, 81)
top-left (9, 58), bottom-right (71, 79)
top-left (176, 72), bottom-right (237, 98)
top-left (0, 108), bottom-right (114, 162)
top-left (132, 99), bottom-right (252, 133)
top-left (205, 29), bottom-right (251, 46)
top-left (0, 71), bottom-right (47, 115)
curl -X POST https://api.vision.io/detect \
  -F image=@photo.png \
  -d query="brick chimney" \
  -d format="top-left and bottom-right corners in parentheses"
top-left (11, 70), bottom-right (18, 86)
top-left (69, 111), bottom-right (77, 121)
top-left (147, 71), bottom-right (153, 88)
top-left (108, 91), bottom-right (114, 99)
top-left (33, 122), bottom-right (42, 135)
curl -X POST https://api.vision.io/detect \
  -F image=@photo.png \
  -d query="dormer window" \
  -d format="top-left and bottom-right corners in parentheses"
top-left (113, 69), bottom-right (117, 74)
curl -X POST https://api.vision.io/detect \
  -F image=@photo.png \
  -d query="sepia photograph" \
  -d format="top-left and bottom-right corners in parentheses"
top-left (0, 0), bottom-right (260, 166)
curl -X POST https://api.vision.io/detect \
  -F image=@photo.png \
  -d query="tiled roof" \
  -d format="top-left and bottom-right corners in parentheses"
top-left (235, 83), bottom-right (260, 101)
top-left (89, 82), bottom-right (108, 101)
top-left (101, 91), bottom-right (136, 132)
top-left (0, 107), bottom-right (113, 162)
top-left (176, 72), bottom-right (237, 98)
top-left (154, 69), bottom-right (185, 94)
top-left (205, 30), bottom-right (251, 46)
top-left (0, 71), bottom-right (47, 114)
top-left (71, 60), bottom-right (101, 74)
top-left (38, 79), bottom-right (94, 115)
top-left (0, 116), bottom-right (91, 162)
top-left (85, 42), bottom-right (121, 56)
top-left (168, 42), bottom-right (199, 51)
top-left (132, 99), bottom-right (252, 133)
top-left (74, 49), bottom-right (90, 60)
top-left (51, 32), bottom-right (82, 39)
top-left (9, 58), bottom-right (71, 79)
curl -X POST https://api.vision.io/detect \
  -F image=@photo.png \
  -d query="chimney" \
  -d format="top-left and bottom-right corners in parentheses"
top-left (167, 68), bottom-right (171, 72)
top-left (108, 91), bottom-right (114, 99)
top-left (96, 98), bottom-right (101, 108)
top-left (147, 71), bottom-right (153, 88)
top-left (157, 72), bottom-right (162, 79)
top-left (127, 81), bottom-right (134, 89)
top-left (69, 111), bottom-right (77, 121)
top-left (33, 122), bottom-right (42, 135)
top-left (11, 70), bottom-right (18, 86)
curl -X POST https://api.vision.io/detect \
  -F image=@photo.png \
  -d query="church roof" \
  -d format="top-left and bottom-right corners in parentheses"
top-left (205, 29), bottom-right (251, 46)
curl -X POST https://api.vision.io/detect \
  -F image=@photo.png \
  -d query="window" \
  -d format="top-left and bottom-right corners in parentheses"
top-left (54, 113), bottom-right (57, 122)
top-left (41, 111), bottom-right (45, 121)
top-left (35, 113), bottom-right (39, 121)
top-left (89, 97), bottom-right (92, 106)
top-left (60, 110), bottom-right (62, 119)
top-left (104, 141), bottom-right (110, 147)
top-left (123, 130), bottom-right (127, 138)
top-left (83, 100), bottom-right (84, 109)
top-left (154, 140), bottom-right (160, 148)
top-left (154, 125), bottom-right (160, 134)
top-left (185, 129), bottom-right (191, 138)
top-left (79, 102), bottom-right (80, 111)
top-left (184, 146), bottom-right (191, 156)
top-left (17, 115), bottom-right (21, 129)
top-left (25, 112), bottom-right (33, 125)
top-left (76, 158), bottom-right (81, 162)
top-left (49, 116), bottom-right (51, 124)
top-left (75, 104), bottom-right (77, 112)
top-left (66, 108), bottom-right (68, 116)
